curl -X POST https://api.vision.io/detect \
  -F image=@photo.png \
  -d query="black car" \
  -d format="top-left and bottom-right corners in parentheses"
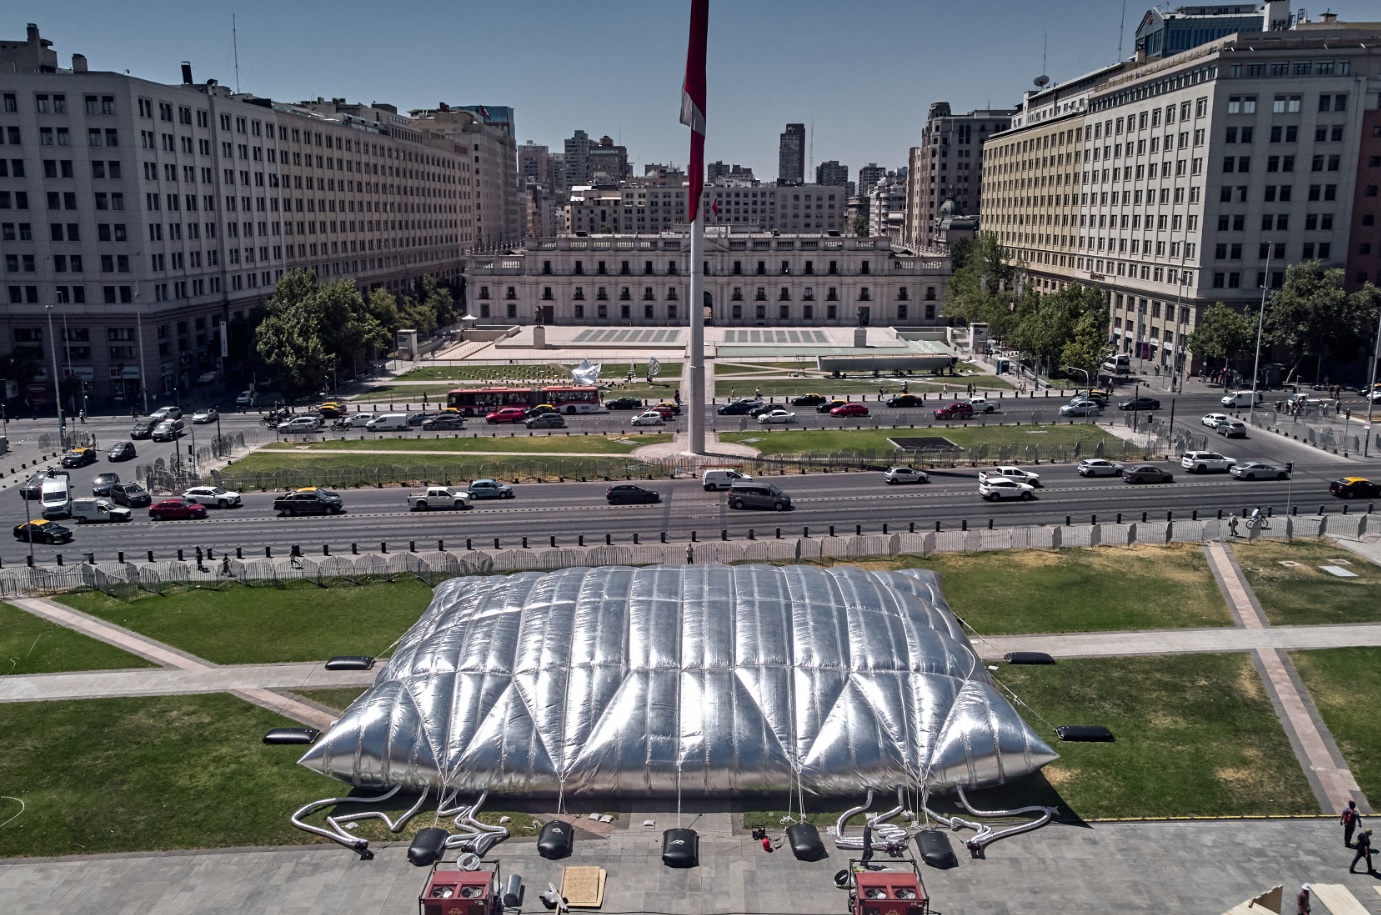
top-left (748, 403), bottom-right (779, 417)
top-left (816, 399), bottom-right (848, 414)
top-left (606, 484), bottom-right (661, 504)
top-left (92, 472), bottom-right (121, 497)
top-left (273, 487), bottom-right (344, 516)
top-left (790, 393), bottom-right (828, 407)
top-left (107, 441), bottom-right (137, 462)
top-left (605, 397), bottom-right (643, 411)
top-left (19, 473), bottom-right (44, 500)
top-left (717, 400), bottom-right (764, 415)
top-left (129, 418), bottom-right (156, 439)
top-left (420, 413), bottom-right (466, 431)
top-left (405, 412), bottom-right (429, 427)
top-left (525, 404), bottom-right (560, 418)
top-left (1122, 465), bottom-right (1174, 484)
top-left (1118, 397), bottom-right (1162, 411)
top-left (886, 394), bottom-right (923, 408)
top-left (1330, 477), bottom-right (1381, 499)
top-left (61, 448), bottom-right (98, 468)
top-left (14, 519), bottom-right (74, 544)
top-left (110, 481), bottom-right (152, 508)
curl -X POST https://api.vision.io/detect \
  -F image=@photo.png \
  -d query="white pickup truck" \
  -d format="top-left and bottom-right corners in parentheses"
top-left (406, 486), bottom-right (472, 511)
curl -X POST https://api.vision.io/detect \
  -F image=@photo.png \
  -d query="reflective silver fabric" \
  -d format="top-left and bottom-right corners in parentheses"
top-left (299, 565), bottom-right (1056, 795)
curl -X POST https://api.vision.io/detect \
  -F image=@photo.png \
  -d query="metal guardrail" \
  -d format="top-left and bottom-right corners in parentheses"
top-left (0, 511), bottom-right (1368, 601)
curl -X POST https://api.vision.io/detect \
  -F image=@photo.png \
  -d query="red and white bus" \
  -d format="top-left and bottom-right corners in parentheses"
top-left (446, 385), bottom-right (602, 416)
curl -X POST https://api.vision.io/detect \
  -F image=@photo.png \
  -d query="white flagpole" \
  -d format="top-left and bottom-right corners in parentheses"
top-left (688, 203), bottom-right (705, 455)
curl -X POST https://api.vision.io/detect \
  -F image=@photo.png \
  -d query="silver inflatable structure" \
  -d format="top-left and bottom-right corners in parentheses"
top-left (299, 565), bottom-right (1057, 796)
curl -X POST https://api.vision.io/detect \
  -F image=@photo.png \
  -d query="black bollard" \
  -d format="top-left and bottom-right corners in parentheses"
top-left (237, 546), bottom-right (243, 559)
top-left (56, 553), bottom-right (63, 566)
top-left (721, 529), bottom-right (728, 541)
top-left (350, 542), bottom-right (357, 555)
top-left (438, 540), bottom-right (444, 552)
top-left (691, 530), bottom-right (697, 542)
top-left (117, 550), bottom-right (124, 563)
top-left (552, 535), bottom-right (558, 547)
top-left (606, 533), bottom-right (613, 545)
top-left (1141, 512), bottom-right (1147, 523)
top-left (177, 548), bottom-right (184, 562)
top-left (829, 525), bottom-right (836, 537)
top-left (381, 541), bottom-right (389, 553)
top-left (961, 519), bottom-right (967, 531)
top-left (660, 531), bottom-right (667, 543)
top-left (265, 546), bottom-right (271, 558)
top-left (988, 517), bottom-right (994, 529)
top-left (748, 529), bottom-right (755, 540)
top-left (409, 540), bottom-right (416, 552)
top-left (522, 536), bottom-right (528, 548)
top-left (493, 538), bottom-right (500, 550)
top-left (579, 534), bottom-right (585, 546)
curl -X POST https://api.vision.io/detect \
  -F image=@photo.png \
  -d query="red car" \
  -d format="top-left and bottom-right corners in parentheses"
top-left (149, 498), bottom-right (209, 521)
top-left (485, 406), bottom-right (529, 424)
top-left (830, 403), bottom-right (870, 418)
top-left (934, 402), bottom-right (975, 420)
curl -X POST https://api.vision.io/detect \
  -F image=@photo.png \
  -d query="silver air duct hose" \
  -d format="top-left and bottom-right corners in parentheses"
top-left (289, 785), bottom-right (406, 859)
top-left (923, 785), bottom-right (1059, 856)
top-left (437, 788), bottom-right (509, 857)
top-left (831, 788), bottom-right (911, 851)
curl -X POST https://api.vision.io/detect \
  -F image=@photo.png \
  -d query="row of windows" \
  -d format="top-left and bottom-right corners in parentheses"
top-left (1226, 59), bottom-right (1352, 79)
top-left (1, 93), bottom-right (115, 115)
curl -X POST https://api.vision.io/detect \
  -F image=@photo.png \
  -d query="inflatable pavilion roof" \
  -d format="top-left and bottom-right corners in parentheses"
top-left (299, 564), bottom-right (1056, 795)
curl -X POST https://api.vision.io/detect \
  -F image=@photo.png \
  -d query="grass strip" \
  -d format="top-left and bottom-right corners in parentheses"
top-left (996, 654), bottom-right (1317, 819)
top-left (1290, 648), bottom-right (1381, 805)
top-left (1234, 539), bottom-right (1381, 626)
top-left (218, 451), bottom-right (663, 487)
top-left (849, 543), bottom-right (1232, 634)
top-left (0, 600), bottom-right (154, 674)
top-left (721, 423), bottom-right (1123, 455)
top-left (60, 579), bottom-right (433, 666)
top-left (291, 687), bottom-right (370, 714)
top-left (260, 433), bottom-right (670, 455)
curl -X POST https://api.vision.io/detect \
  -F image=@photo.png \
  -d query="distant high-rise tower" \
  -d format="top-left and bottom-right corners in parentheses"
top-left (857, 163), bottom-right (886, 197)
top-left (815, 160), bottom-right (850, 194)
top-left (778, 123), bottom-right (805, 185)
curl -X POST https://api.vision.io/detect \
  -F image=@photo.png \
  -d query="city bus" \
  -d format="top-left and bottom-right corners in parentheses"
top-left (445, 385), bottom-right (602, 416)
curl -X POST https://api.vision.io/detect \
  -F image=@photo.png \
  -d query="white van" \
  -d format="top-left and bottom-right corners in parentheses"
top-left (1101, 353), bottom-right (1132, 375)
top-left (40, 472), bottom-right (72, 519)
top-left (1221, 390), bottom-right (1263, 408)
top-left (70, 497), bottom-right (133, 523)
top-left (702, 469), bottom-right (752, 491)
top-left (366, 413), bottom-right (410, 432)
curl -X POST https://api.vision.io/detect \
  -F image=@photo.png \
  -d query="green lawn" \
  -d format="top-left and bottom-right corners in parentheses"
top-left (721, 423), bottom-right (1123, 456)
top-left (865, 543), bottom-right (1232, 634)
top-left (0, 695), bottom-right (344, 857)
top-left (0, 601), bottom-right (153, 674)
top-left (997, 654), bottom-right (1317, 818)
top-left (352, 383), bottom-right (463, 402)
top-left (395, 363), bottom-right (583, 382)
top-left (261, 433), bottom-right (670, 455)
top-left (292, 687), bottom-right (370, 713)
top-left (1234, 539), bottom-right (1381, 625)
top-left (1290, 648), bottom-right (1381, 805)
top-left (60, 580), bottom-right (433, 665)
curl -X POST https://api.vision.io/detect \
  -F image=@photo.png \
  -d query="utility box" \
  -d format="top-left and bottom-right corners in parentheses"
top-left (420, 868), bottom-right (496, 915)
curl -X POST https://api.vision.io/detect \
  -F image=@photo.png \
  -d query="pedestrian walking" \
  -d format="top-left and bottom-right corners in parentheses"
top-left (194, 545), bottom-right (205, 572)
top-left (219, 554), bottom-right (233, 577)
top-left (1342, 800), bottom-right (1360, 847)
top-left (1228, 514), bottom-right (1240, 538)
top-left (1297, 883), bottom-right (1311, 915)
top-left (1350, 828), bottom-right (1374, 873)
top-left (754, 387), bottom-right (761, 398)
top-left (860, 824), bottom-right (875, 864)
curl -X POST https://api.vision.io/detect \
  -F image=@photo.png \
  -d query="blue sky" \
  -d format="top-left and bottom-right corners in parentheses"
top-left (9, 1), bottom-right (1374, 181)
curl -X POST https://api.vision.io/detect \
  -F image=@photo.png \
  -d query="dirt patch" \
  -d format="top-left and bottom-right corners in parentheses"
top-left (890, 436), bottom-right (962, 451)
top-left (1236, 662), bottom-right (1266, 701)
top-left (1040, 766), bottom-right (1075, 787)
top-left (1215, 767), bottom-right (1260, 786)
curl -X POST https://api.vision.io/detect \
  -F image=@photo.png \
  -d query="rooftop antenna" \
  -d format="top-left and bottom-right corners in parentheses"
top-left (232, 12), bottom-right (241, 93)
top-left (1118, 0), bottom-right (1127, 60)
top-left (808, 119), bottom-right (814, 180)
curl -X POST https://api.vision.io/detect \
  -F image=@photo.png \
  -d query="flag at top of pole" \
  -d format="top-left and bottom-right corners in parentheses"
top-left (680, 0), bottom-right (708, 223)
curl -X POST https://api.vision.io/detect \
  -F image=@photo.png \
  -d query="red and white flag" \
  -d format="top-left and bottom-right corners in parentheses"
top-left (680, 0), bottom-right (708, 223)
top-left (710, 196), bottom-right (720, 221)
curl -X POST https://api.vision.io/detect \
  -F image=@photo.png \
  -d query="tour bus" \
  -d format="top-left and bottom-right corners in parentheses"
top-left (445, 385), bottom-right (601, 417)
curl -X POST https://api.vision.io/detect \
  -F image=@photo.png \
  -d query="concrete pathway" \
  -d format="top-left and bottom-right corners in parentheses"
top-left (1199, 543), bottom-right (1368, 815)
top-left (9, 597), bottom-right (342, 730)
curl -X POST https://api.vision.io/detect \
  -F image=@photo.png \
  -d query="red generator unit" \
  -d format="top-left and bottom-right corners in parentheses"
top-left (850, 859), bottom-right (929, 915)
top-left (420, 865), bottom-right (500, 915)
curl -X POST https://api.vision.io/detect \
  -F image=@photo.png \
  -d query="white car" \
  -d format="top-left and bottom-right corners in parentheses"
top-left (1181, 451), bottom-right (1236, 474)
top-left (1201, 412), bottom-right (1230, 429)
top-left (182, 485), bottom-right (242, 508)
top-left (978, 465), bottom-right (1042, 488)
top-left (192, 407), bottom-right (219, 424)
top-left (235, 390), bottom-right (257, 406)
top-left (630, 410), bottom-right (666, 427)
top-left (980, 478), bottom-right (1036, 501)
top-left (1059, 400), bottom-right (1102, 417)
top-left (965, 397), bottom-right (998, 413)
top-left (1076, 458), bottom-right (1123, 477)
top-left (757, 409), bottom-right (797, 425)
top-left (884, 466), bottom-right (930, 484)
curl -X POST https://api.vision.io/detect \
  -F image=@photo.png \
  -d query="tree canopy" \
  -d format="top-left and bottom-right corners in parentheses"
top-left (1188, 302), bottom-right (1256, 371)
top-left (1262, 261), bottom-right (1380, 382)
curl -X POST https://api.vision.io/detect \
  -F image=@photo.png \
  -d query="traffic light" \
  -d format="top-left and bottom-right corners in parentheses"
top-left (1286, 462), bottom-right (1294, 475)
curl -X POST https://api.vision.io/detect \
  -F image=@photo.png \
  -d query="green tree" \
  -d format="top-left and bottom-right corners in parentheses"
top-left (851, 214), bottom-right (869, 237)
top-left (1008, 283), bottom-right (1106, 378)
top-left (255, 269), bottom-right (374, 398)
top-left (1263, 261), bottom-right (1357, 384)
top-left (1060, 293), bottom-right (1112, 382)
top-left (944, 233), bottom-right (1016, 332)
top-left (1188, 303), bottom-right (1255, 383)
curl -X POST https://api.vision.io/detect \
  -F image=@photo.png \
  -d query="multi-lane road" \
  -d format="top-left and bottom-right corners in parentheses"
top-left (0, 385), bottom-right (1373, 564)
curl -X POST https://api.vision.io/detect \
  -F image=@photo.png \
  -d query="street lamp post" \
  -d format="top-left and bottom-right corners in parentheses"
top-left (44, 304), bottom-right (65, 449)
top-left (134, 295), bottom-right (150, 416)
top-left (1365, 308), bottom-right (1381, 458)
top-left (1249, 249), bottom-right (1271, 410)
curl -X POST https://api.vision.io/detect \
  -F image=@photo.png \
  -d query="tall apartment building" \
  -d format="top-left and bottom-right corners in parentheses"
top-left (1135, 1), bottom-right (1292, 58)
top-left (566, 184), bottom-right (846, 235)
top-left (981, 19), bottom-right (1381, 374)
top-left (815, 160), bottom-right (852, 195)
top-left (0, 24), bottom-right (471, 405)
top-left (562, 129), bottom-right (593, 189)
top-left (778, 123), bottom-right (805, 184)
top-left (587, 136), bottom-right (631, 185)
top-left (465, 230), bottom-right (949, 328)
top-left (903, 102), bottom-right (1013, 249)
top-left (406, 104), bottom-right (522, 250)
top-left (857, 162), bottom-right (886, 197)
top-left (707, 161), bottom-right (755, 184)
top-left (868, 174), bottom-right (909, 241)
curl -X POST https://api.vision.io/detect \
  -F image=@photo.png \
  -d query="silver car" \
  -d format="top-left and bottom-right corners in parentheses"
top-left (1076, 458), bottom-right (1123, 477)
top-left (884, 466), bottom-right (930, 485)
top-left (1059, 400), bottom-right (1102, 417)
